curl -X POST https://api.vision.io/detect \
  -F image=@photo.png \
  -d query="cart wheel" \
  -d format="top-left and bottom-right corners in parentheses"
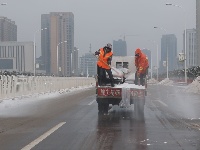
top-left (98, 103), bottom-right (104, 114)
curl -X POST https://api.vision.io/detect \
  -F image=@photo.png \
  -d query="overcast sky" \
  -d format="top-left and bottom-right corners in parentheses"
top-left (1, 0), bottom-right (196, 66)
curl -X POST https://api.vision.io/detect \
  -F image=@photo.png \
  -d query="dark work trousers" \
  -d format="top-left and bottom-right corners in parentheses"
top-left (134, 69), bottom-right (148, 86)
top-left (97, 65), bottom-right (106, 86)
top-left (104, 68), bottom-right (114, 87)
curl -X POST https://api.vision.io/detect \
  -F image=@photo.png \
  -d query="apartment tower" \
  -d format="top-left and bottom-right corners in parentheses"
top-left (41, 12), bottom-right (74, 76)
top-left (0, 16), bottom-right (17, 41)
top-left (113, 39), bottom-right (127, 56)
top-left (159, 34), bottom-right (177, 74)
top-left (185, 29), bottom-right (197, 68)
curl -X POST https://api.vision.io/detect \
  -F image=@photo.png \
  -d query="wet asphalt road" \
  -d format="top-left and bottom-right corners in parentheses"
top-left (0, 85), bottom-right (200, 150)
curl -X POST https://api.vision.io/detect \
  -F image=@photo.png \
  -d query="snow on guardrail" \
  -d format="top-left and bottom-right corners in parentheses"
top-left (0, 75), bottom-right (95, 100)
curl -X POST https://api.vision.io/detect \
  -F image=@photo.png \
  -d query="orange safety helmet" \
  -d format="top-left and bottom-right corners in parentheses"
top-left (135, 48), bottom-right (142, 57)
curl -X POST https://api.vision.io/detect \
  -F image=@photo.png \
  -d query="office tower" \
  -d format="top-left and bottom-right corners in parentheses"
top-left (113, 39), bottom-right (127, 56)
top-left (142, 48), bottom-right (151, 69)
top-left (79, 52), bottom-right (97, 77)
top-left (0, 16), bottom-right (17, 41)
top-left (159, 34), bottom-right (177, 73)
top-left (0, 41), bottom-right (34, 73)
top-left (197, 0), bottom-right (200, 66)
top-left (142, 49), bottom-right (151, 65)
top-left (41, 12), bottom-right (74, 76)
top-left (184, 29), bottom-right (197, 68)
top-left (41, 14), bottom-right (50, 74)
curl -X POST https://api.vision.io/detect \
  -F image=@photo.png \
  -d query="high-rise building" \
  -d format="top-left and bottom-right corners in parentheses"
top-left (197, 0), bottom-right (200, 66)
top-left (159, 34), bottom-right (177, 73)
top-left (142, 49), bottom-right (151, 66)
top-left (0, 16), bottom-right (17, 41)
top-left (113, 39), bottom-right (127, 56)
top-left (41, 14), bottom-right (50, 74)
top-left (184, 29), bottom-right (197, 68)
top-left (41, 12), bottom-right (74, 76)
top-left (79, 52), bottom-right (97, 77)
top-left (142, 48), bottom-right (152, 73)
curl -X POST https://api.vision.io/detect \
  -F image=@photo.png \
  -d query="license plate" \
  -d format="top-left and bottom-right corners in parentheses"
top-left (97, 87), bottom-right (122, 98)
top-left (130, 89), bottom-right (145, 98)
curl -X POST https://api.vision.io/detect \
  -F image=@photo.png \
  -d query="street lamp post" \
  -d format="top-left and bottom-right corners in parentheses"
top-left (143, 48), bottom-right (153, 79)
top-left (33, 28), bottom-right (47, 76)
top-left (71, 49), bottom-right (77, 76)
top-left (151, 51), bottom-right (152, 79)
top-left (86, 61), bottom-right (88, 78)
top-left (166, 3), bottom-right (187, 83)
top-left (71, 52), bottom-right (72, 75)
top-left (57, 41), bottom-right (67, 76)
top-left (149, 40), bottom-right (159, 81)
top-left (154, 26), bottom-right (169, 79)
top-left (156, 44), bottom-right (159, 81)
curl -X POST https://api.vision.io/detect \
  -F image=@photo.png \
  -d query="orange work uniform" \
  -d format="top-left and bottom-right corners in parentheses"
top-left (134, 48), bottom-right (149, 86)
top-left (135, 49), bottom-right (149, 75)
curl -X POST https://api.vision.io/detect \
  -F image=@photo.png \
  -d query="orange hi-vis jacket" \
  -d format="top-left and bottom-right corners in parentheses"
top-left (97, 48), bottom-right (104, 67)
top-left (135, 52), bottom-right (149, 74)
top-left (97, 48), bottom-right (113, 69)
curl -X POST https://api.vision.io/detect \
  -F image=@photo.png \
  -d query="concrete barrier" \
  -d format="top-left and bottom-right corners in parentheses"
top-left (0, 76), bottom-right (95, 100)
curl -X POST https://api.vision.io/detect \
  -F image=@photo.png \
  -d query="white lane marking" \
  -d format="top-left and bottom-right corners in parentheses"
top-left (21, 122), bottom-right (66, 150)
top-left (88, 99), bottom-right (96, 105)
top-left (155, 100), bottom-right (168, 107)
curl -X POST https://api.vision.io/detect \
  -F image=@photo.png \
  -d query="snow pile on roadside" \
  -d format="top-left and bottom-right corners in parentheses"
top-left (148, 78), bottom-right (159, 84)
top-left (0, 84), bottom-right (95, 117)
top-left (158, 78), bottom-right (173, 86)
top-left (184, 76), bottom-right (200, 94)
top-left (0, 84), bottom-right (95, 103)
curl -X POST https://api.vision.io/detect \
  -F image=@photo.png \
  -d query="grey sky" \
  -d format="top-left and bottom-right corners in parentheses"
top-left (1, 0), bottom-right (196, 65)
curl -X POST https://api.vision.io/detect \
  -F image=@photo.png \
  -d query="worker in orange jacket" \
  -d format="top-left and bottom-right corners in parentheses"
top-left (95, 43), bottom-right (114, 87)
top-left (134, 48), bottom-right (149, 86)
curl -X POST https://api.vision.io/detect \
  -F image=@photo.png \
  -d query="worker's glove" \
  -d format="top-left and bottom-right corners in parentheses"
top-left (95, 51), bottom-right (100, 55)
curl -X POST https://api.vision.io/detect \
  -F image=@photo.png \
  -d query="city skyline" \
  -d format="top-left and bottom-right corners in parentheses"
top-left (0, 0), bottom-right (196, 60)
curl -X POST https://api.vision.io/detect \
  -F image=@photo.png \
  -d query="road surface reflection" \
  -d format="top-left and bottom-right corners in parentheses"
top-left (96, 107), bottom-right (148, 150)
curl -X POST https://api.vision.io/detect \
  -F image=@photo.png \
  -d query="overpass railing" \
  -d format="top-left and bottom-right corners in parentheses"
top-left (0, 75), bottom-right (95, 100)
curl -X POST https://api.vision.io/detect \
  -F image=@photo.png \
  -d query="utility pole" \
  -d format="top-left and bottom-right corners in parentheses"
top-left (89, 43), bottom-right (92, 52)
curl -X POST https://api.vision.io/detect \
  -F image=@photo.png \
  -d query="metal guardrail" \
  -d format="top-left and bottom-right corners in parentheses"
top-left (0, 75), bottom-right (95, 100)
